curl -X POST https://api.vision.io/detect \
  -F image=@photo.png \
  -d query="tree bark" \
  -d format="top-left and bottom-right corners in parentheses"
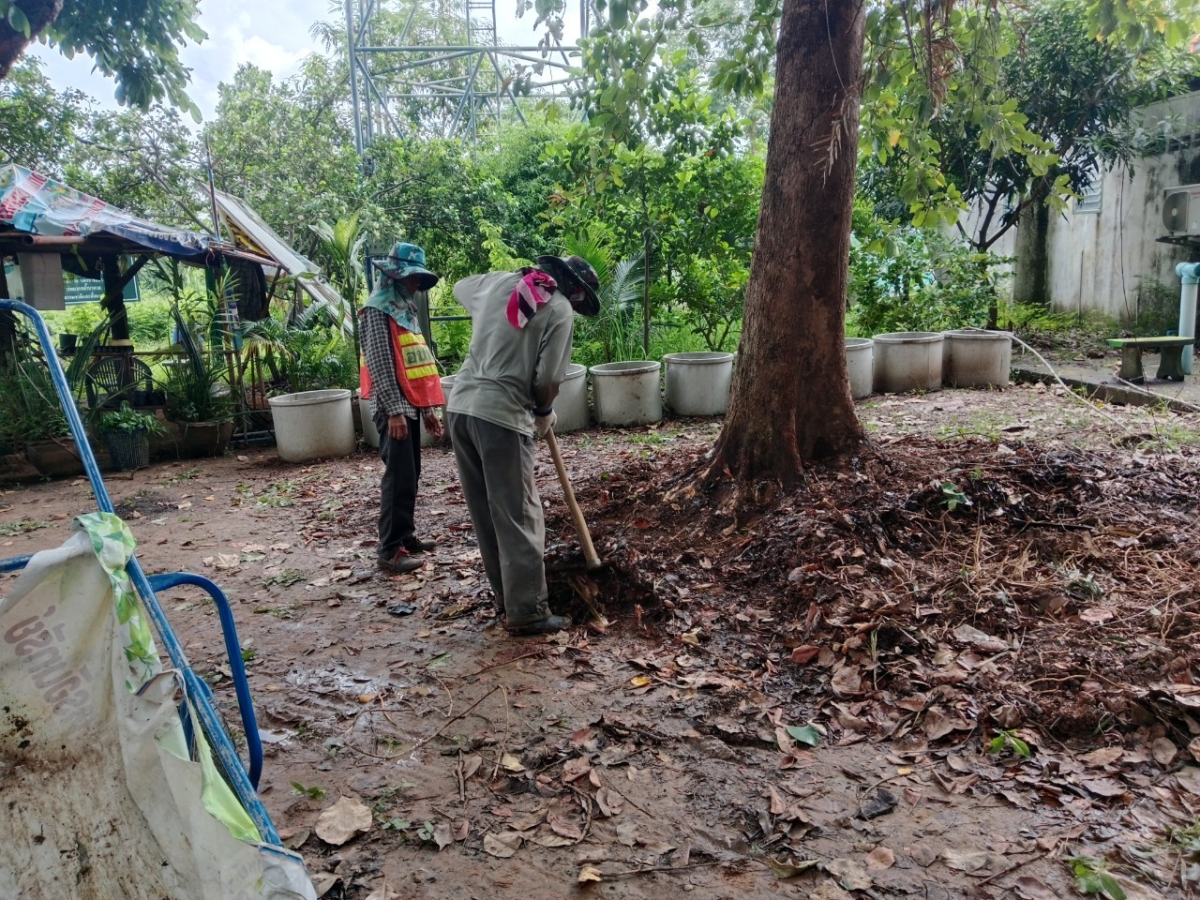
top-left (707, 0), bottom-right (868, 490)
top-left (0, 0), bottom-right (63, 79)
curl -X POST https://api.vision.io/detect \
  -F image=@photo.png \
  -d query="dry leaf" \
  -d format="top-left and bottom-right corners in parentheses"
top-left (923, 706), bottom-right (971, 740)
top-left (908, 845), bottom-right (938, 867)
top-left (595, 787), bottom-right (623, 817)
top-left (1013, 876), bottom-right (1059, 900)
top-left (1152, 737), bottom-right (1178, 766)
top-left (529, 829), bottom-right (575, 848)
top-left (941, 848), bottom-right (998, 873)
top-left (1081, 777), bottom-right (1127, 798)
top-left (952, 623), bottom-right (1006, 652)
top-left (549, 815), bottom-right (583, 840)
top-left (1189, 737), bottom-right (1200, 765)
top-left (1177, 767), bottom-right (1200, 795)
top-left (830, 664), bottom-right (863, 697)
top-left (866, 847), bottom-right (895, 870)
top-left (454, 819), bottom-right (470, 841)
top-left (563, 757), bottom-right (592, 782)
top-left (808, 883), bottom-right (854, 900)
top-left (433, 821), bottom-right (454, 850)
top-left (615, 819), bottom-right (639, 847)
top-left (1080, 746), bottom-right (1123, 767)
top-left (314, 796), bottom-right (372, 846)
top-left (311, 873), bottom-right (340, 898)
top-left (577, 866), bottom-right (604, 884)
top-left (501, 753), bottom-right (526, 773)
top-left (483, 831), bottom-right (523, 858)
top-left (824, 858), bottom-right (873, 891)
top-left (790, 645), bottom-right (820, 665)
top-left (1079, 607), bottom-right (1115, 624)
top-left (462, 755), bottom-right (483, 779)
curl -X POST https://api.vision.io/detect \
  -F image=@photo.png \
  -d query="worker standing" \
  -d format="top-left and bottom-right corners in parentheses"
top-left (446, 255), bottom-right (601, 635)
top-left (360, 242), bottom-right (446, 574)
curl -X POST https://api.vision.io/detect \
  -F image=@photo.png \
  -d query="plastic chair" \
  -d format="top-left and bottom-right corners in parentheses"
top-left (85, 353), bottom-right (156, 409)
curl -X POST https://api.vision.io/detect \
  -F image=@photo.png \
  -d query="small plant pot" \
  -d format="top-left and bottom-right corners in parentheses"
top-left (58, 333), bottom-right (78, 355)
top-left (104, 429), bottom-right (150, 471)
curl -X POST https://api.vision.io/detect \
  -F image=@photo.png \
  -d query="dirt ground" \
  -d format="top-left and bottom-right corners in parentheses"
top-left (4, 376), bottom-right (1200, 900)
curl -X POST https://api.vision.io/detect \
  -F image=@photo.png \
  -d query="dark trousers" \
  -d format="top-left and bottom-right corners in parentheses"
top-left (375, 412), bottom-right (420, 559)
top-left (447, 413), bottom-right (549, 626)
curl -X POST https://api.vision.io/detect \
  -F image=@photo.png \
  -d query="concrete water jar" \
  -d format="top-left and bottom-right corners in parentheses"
top-left (943, 330), bottom-right (1013, 388)
top-left (663, 352), bottom-right (734, 416)
top-left (555, 365), bottom-right (589, 432)
top-left (872, 332), bottom-right (944, 394)
top-left (359, 396), bottom-right (381, 449)
top-left (268, 389), bottom-right (357, 462)
top-left (845, 338), bottom-right (874, 400)
top-left (590, 361), bottom-right (662, 426)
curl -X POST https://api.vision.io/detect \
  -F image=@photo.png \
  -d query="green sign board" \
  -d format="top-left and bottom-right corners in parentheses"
top-left (62, 274), bottom-right (140, 305)
top-left (4, 263), bottom-right (140, 305)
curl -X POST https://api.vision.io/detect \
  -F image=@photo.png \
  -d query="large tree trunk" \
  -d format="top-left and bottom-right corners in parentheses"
top-left (0, 0), bottom-right (63, 79)
top-left (707, 0), bottom-right (867, 490)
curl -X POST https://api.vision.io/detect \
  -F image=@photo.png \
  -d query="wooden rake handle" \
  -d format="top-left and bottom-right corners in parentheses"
top-left (544, 427), bottom-right (602, 570)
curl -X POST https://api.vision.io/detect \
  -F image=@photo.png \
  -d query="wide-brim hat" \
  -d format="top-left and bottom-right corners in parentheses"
top-left (536, 254), bottom-right (601, 317)
top-left (373, 241), bottom-right (440, 291)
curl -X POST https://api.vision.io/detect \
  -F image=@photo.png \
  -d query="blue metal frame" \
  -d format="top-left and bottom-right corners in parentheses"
top-left (0, 300), bottom-right (278, 844)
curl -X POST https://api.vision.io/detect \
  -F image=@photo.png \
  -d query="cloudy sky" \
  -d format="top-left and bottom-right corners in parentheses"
top-left (31, 0), bottom-right (576, 123)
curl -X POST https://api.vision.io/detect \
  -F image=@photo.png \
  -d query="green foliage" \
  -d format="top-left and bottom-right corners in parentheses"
top-left (847, 201), bottom-right (1003, 335)
top-left (939, 482), bottom-right (970, 512)
top-left (96, 402), bottom-right (164, 435)
top-left (1071, 856), bottom-right (1126, 899)
top-left (562, 231), bottom-right (647, 366)
top-left (289, 781), bottom-right (326, 801)
top-left (240, 304), bottom-right (357, 395)
top-left (0, 0), bottom-right (206, 116)
top-left (1129, 276), bottom-right (1179, 336)
top-left (0, 59), bottom-right (85, 173)
top-left (163, 306), bottom-right (233, 424)
top-left (987, 729), bottom-right (1032, 759)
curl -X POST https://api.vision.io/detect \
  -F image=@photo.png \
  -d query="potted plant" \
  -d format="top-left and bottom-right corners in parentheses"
top-left (96, 402), bottom-right (164, 472)
top-left (162, 307), bottom-right (235, 458)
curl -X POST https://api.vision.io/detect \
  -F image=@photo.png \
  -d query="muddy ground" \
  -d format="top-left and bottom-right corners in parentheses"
top-left (4, 378), bottom-right (1200, 900)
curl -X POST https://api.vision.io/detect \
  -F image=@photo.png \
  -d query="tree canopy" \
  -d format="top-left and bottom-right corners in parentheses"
top-left (0, 0), bottom-right (206, 117)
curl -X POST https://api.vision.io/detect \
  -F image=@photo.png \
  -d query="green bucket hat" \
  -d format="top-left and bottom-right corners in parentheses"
top-left (373, 242), bottom-right (440, 290)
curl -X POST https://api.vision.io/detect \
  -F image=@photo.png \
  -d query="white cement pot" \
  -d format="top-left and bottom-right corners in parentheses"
top-left (872, 332), bottom-right (944, 393)
top-left (590, 361), bottom-right (662, 426)
top-left (555, 365), bottom-right (589, 433)
top-left (664, 352), bottom-right (734, 416)
top-left (943, 330), bottom-right (1013, 388)
top-left (268, 389), bottom-right (357, 463)
top-left (360, 396), bottom-right (381, 449)
top-left (845, 338), bottom-right (874, 400)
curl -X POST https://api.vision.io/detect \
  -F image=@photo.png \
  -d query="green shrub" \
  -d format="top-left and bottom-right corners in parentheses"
top-left (847, 201), bottom-right (1003, 336)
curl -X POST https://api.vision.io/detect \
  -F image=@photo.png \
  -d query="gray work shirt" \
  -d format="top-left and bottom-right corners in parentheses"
top-left (447, 271), bottom-right (574, 436)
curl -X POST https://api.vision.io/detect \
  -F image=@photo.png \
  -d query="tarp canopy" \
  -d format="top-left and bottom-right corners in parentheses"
top-left (0, 165), bottom-right (265, 264)
top-left (213, 189), bottom-right (354, 332)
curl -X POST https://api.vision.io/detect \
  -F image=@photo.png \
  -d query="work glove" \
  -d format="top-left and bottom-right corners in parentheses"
top-left (533, 410), bottom-right (557, 438)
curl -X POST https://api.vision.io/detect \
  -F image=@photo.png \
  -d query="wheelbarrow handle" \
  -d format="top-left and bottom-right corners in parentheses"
top-left (544, 427), bottom-right (602, 570)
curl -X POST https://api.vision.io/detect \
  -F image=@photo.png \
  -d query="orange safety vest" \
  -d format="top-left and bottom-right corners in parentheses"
top-left (360, 317), bottom-right (446, 409)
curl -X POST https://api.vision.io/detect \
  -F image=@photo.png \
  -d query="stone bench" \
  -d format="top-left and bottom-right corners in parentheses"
top-left (1106, 336), bottom-right (1195, 383)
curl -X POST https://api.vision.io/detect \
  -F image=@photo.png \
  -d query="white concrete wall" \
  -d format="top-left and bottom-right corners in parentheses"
top-left (969, 91), bottom-right (1200, 323)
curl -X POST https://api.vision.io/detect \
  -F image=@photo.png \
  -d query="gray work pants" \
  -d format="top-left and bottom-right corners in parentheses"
top-left (447, 413), bottom-right (549, 626)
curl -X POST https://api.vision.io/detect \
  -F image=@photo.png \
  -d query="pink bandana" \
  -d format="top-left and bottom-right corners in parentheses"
top-left (506, 271), bottom-right (557, 329)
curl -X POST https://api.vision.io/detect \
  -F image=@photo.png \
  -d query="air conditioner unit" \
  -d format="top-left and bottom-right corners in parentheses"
top-left (1162, 184), bottom-right (1200, 235)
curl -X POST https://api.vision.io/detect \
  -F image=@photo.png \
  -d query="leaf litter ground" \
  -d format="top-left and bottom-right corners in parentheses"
top-left (3, 380), bottom-right (1200, 899)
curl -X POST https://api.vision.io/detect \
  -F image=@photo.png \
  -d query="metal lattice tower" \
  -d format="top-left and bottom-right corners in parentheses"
top-left (344, 0), bottom-right (594, 149)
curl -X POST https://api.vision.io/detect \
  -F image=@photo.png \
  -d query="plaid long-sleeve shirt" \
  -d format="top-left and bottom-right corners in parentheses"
top-left (361, 306), bottom-right (423, 420)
